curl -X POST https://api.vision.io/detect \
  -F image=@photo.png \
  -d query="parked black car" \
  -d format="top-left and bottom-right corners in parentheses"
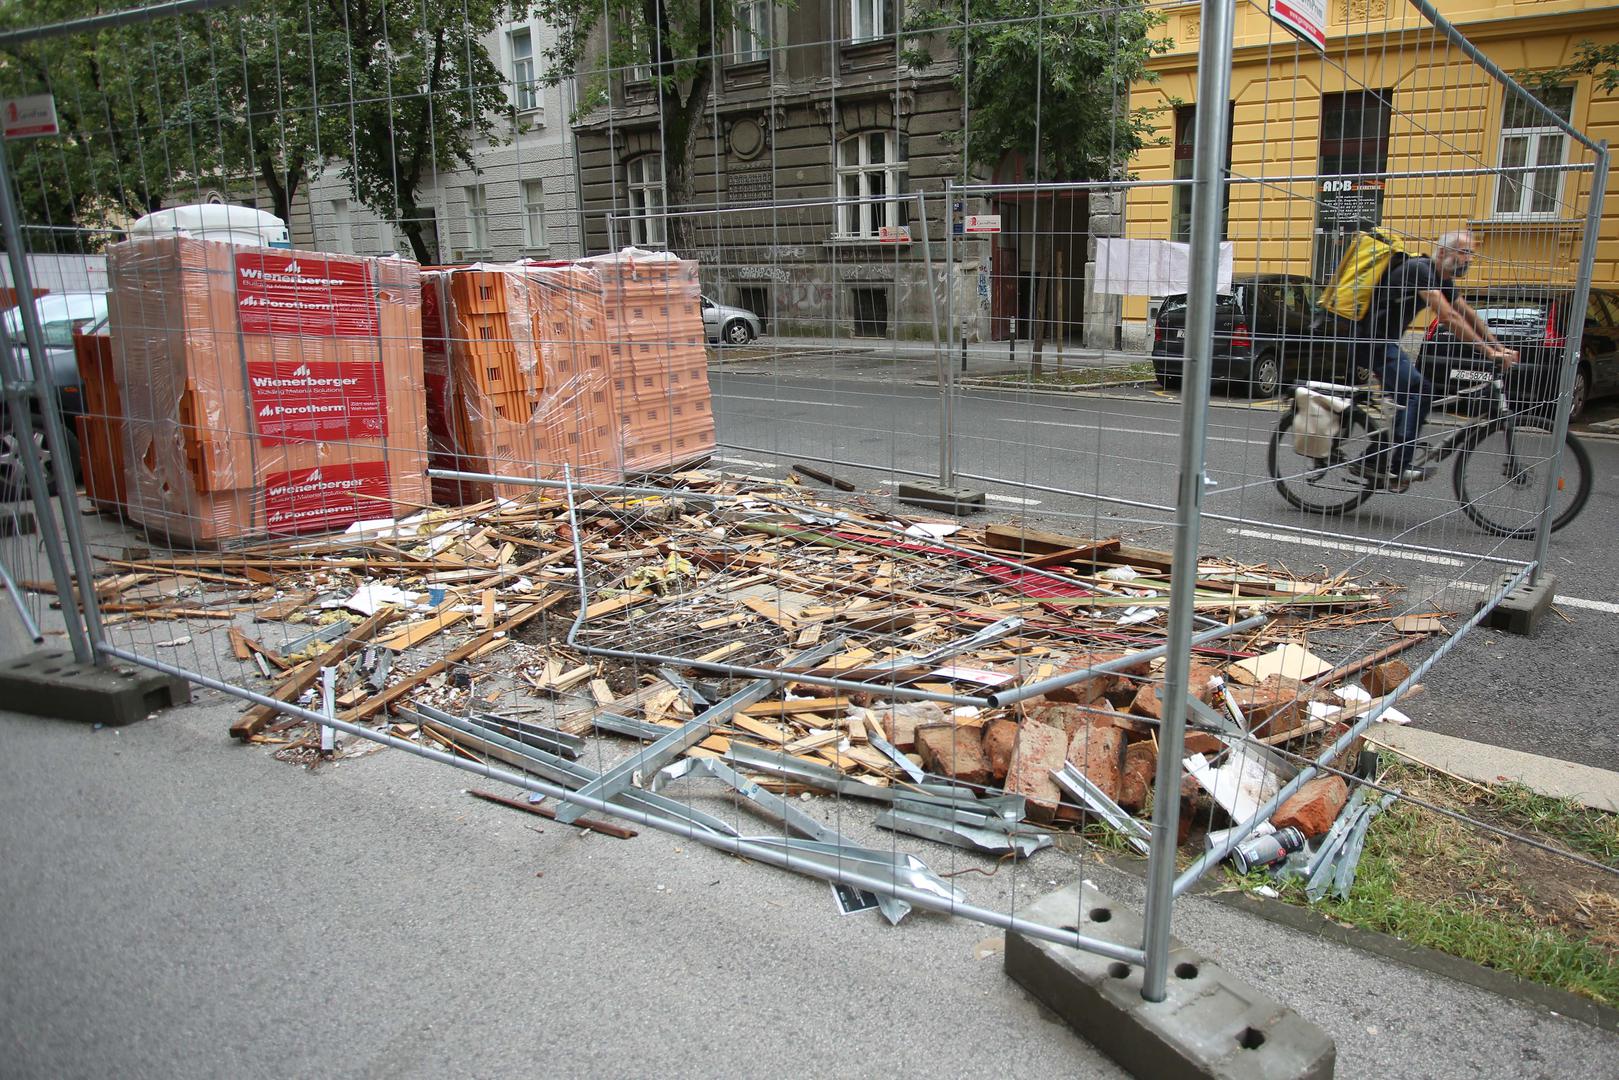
top-left (1151, 274), bottom-right (1321, 398)
top-left (1416, 286), bottom-right (1619, 420)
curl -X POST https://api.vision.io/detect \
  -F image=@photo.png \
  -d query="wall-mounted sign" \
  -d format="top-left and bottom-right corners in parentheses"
top-left (2, 95), bottom-right (58, 139)
top-left (1269, 0), bottom-right (1326, 53)
top-left (963, 215), bottom-right (1001, 234)
top-left (878, 225), bottom-right (911, 244)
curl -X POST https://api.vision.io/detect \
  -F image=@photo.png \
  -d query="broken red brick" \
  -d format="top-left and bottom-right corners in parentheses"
top-left (981, 718), bottom-right (1019, 783)
top-left (913, 724), bottom-right (990, 786)
top-left (1119, 741), bottom-right (1157, 812)
top-left (1183, 731), bottom-right (1226, 756)
top-left (1361, 659), bottom-right (1411, 698)
top-left (1004, 719), bottom-right (1068, 823)
top-left (1043, 650), bottom-right (1149, 705)
top-left (1230, 675), bottom-right (1335, 740)
top-left (1063, 723), bottom-right (1126, 804)
top-left (880, 702), bottom-right (948, 751)
top-left (1273, 775), bottom-right (1350, 836)
top-left (1129, 681), bottom-right (1162, 720)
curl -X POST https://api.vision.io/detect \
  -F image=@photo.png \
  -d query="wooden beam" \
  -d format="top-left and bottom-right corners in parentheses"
top-left (229, 606), bottom-right (401, 740)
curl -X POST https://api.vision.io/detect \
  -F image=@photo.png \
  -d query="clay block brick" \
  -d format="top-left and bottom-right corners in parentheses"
top-left (1274, 775), bottom-right (1350, 836)
top-left (913, 723), bottom-right (990, 786)
top-left (1361, 659), bottom-right (1411, 698)
top-left (1119, 741), bottom-right (1157, 813)
top-left (1184, 731), bottom-right (1227, 756)
top-left (1005, 719), bottom-right (1069, 823)
top-left (1043, 650), bottom-right (1148, 705)
top-left (1231, 675), bottom-right (1334, 740)
top-left (982, 718), bottom-right (1019, 783)
top-left (1129, 682), bottom-right (1162, 720)
top-left (1065, 723), bottom-right (1126, 803)
top-left (880, 702), bottom-right (947, 751)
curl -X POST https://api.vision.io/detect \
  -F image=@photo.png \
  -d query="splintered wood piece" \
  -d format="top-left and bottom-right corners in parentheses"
top-left (697, 611), bottom-right (752, 632)
top-left (475, 589), bottom-right (497, 630)
top-left (340, 595), bottom-right (562, 724)
top-left (795, 622), bottom-right (824, 647)
top-left (231, 606), bottom-right (401, 740)
top-left (467, 789), bottom-right (637, 840)
top-left (590, 679), bottom-right (616, 705)
top-left (741, 697), bottom-right (849, 717)
top-left (784, 729), bottom-right (842, 754)
top-left (694, 641), bottom-right (747, 664)
top-left (377, 607), bottom-right (469, 652)
top-left (730, 716), bottom-right (793, 744)
top-left (228, 627), bottom-right (252, 660)
top-left (583, 592), bottom-right (650, 620)
top-left (255, 591), bottom-right (316, 623)
top-left (741, 596), bottom-right (796, 630)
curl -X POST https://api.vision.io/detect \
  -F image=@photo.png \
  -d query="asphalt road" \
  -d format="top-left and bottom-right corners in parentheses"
top-left (710, 357), bottom-right (1619, 772)
top-left (4, 693), bottom-right (1616, 1079)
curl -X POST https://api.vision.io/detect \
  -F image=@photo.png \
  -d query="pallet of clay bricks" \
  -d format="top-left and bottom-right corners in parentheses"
top-left (72, 330), bottom-right (127, 513)
top-left (437, 263), bottom-right (621, 502)
top-left (105, 237), bottom-right (428, 545)
top-left (580, 248), bottom-right (714, 473)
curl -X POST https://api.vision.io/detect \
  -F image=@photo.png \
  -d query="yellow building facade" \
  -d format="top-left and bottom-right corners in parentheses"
top-left (1124, 0), bottom-right (1619, 326)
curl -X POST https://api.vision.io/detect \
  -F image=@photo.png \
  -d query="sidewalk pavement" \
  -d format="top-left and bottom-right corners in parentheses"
top-left (1369, 722), bottom-right (1619, 812)
top-left (1, 684), bottom-right (1614, 1079)
top-left (716, 334), bottom-right (1150, 374)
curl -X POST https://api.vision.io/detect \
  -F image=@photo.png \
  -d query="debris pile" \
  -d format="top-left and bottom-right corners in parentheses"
top-left (70, 471), bottom-right (1446, 908)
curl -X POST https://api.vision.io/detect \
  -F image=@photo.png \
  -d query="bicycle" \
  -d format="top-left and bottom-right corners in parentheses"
top-left (1268, 371), bottom-right (1592, 539)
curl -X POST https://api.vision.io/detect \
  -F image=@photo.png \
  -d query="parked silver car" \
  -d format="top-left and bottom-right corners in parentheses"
top-left (701, 295), bottom-right (762, 345)
top-left (1, 292), bottom-right (107, 498)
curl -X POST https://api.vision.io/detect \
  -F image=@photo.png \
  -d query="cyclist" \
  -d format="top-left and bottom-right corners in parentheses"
top-left (1359, 229), bottom-right (1517, 490)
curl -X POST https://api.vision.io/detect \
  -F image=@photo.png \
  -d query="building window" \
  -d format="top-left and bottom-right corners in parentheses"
top-left (733, 0), bottom-right (771, 62)
top-left (523, 179), bottom-right (547, 248)
top-left (1495, 85), bottom-right (1574, 219)
top-left (330, 198), bottom-right (352, 253)
top-left (465, 185), bottom-right (489, 252)
top-left (837, 131), bottom-right (907, 238)
top-left (1171, 103), bottom-right (1232, 243)
top-left (626, 155), bottom-right (666, 247)
top-left (510, 28), bottom-right (539, 113)
top-left (849, 0), bottom-right (895, 42)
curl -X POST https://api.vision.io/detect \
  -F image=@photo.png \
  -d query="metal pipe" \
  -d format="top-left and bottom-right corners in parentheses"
top-left (950, 470), bottom-right (1536, 569)
top-left (926, 188), bottom-right (954, 486)
top-left (98, 642), bottom-right (1144, 965)
top-left (0, 0), bottom-right (247, 46)
top-left (983, 614), bottom-right (1266, 708)
top-left (0, 551), bottom-right (43, 643)
top-left (1529, 141), bottom-right (1608, 583)
top-left (1404, 0), bottom-right (1601, 152)
top-left (1140, 0), bottom-right (1236, 1005)
top-left (1172, 563), bottom-right (1534, 896)
top-left (0, 144), bottom-right (96, 664)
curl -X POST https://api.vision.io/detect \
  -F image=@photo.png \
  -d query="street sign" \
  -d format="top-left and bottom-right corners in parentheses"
top-left (963, 214), bottom-right (1001, 234)
top-left (878, 225), bottom-right (911, 244)
top-left (1269, 0), bottom-right (1326, 53)
top-left (2, 95), bottom-right (59, 140)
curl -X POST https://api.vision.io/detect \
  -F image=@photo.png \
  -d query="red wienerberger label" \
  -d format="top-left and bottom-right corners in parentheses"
top-left (246, 359), bottom-right (388, 443)
top-left (263, 460), bottom-right (390, 534)
top-left (235, 251), bottom-right (380, 337)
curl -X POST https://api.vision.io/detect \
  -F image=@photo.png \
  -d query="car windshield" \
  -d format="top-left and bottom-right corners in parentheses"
top-left (3, 294), bottom-right (108, 348)
top-left (1158, 285), bottom-right (1246, 316)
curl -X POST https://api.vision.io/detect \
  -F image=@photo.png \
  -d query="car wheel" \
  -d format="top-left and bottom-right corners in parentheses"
top-left (1569, 365), bottom-right (1590, 420)
top-left (0, 411), bottom-right (75, 502)
top-left (1249, 351), bottom-right (1281, 399)
top-left (722, 320), bottom-right (754, 346)
top-left (1156, 372), bottom-right (1182, 391)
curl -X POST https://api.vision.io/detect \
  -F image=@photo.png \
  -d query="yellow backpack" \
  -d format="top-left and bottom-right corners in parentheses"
top-left (1318, 228), bottom-right (1409, 323)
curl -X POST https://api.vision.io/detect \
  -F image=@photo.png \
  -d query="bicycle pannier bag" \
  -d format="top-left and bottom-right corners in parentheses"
top-left (1293, 386), bottom-right (1351, 458)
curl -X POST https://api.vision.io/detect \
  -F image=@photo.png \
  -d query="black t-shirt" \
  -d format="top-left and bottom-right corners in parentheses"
top-left (1365, 256), bottom-right (1455, 342)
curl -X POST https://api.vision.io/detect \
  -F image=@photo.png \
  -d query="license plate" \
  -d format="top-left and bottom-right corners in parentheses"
top-left (1170, 329), bottom-right (1183, 340)
top-left (1449, 369), bottom-right (1491, 384)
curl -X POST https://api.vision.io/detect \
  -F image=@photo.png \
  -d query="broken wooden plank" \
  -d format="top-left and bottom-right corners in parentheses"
top-left (376, 606), bottom-right (469, 652)
top-left (230, 606), bottom-right (401, 740)
top-left (467, 788), bottom-right (638, 839)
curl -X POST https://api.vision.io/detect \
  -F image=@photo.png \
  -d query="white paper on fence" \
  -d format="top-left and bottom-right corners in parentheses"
top-left (1094, 238), bottom-right (1234, 296)
top-left (1185, 746), bottom-right (1287, 823)
top-left (929, 665), bottom-right (1015, 686)
top-left (1334, 684), bottom-right (1373, 704)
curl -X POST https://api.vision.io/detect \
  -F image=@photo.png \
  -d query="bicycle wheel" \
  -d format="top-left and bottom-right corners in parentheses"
top-left (1269, 406), bottom-right (1380, 516)
top-left (1452, 419), bottom-right (1592, 539)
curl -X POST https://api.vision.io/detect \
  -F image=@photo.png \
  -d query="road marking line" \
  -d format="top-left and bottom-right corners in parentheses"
top-left (712, 455), bottom-right (782, 469)
top-left (724, 395), bottom-right (861, 409)
top-left (1227, 528), bottom-right (1467, 567)
top-left (995, 417), bottom-right (1255, 445)
top-left (1445, 580), bottom-right (1619, 614)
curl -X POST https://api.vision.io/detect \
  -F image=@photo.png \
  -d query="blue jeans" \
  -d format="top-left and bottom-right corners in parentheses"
top-left (1366, 343), bottom-right (1436, 474)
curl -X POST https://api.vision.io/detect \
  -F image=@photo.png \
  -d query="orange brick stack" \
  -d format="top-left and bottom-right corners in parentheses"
top-left (420, 269), bottom-right (479, 506)
top-left (582, 249), bottom-right (715, 473)
top-left (72, 330), bottom-right (127, 513)
top-left (106, 238), bottom-right (428, 545)
top-left (437, 263), bottom-right (621, 502)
